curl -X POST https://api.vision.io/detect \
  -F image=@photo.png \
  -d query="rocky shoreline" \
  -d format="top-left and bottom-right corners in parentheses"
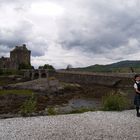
top-left (0, 78), bottom-right (135, 119)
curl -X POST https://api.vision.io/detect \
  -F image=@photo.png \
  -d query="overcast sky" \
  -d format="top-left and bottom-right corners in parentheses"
top-left (0, 0), bottom-right (140, 68)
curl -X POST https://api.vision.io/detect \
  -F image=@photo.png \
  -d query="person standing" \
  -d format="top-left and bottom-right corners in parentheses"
top-left (134, 74), bottom-right (140, 117)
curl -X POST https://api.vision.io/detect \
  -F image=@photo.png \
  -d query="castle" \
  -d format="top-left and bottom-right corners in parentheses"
top-left (0, 44), bottom-right (31, 70)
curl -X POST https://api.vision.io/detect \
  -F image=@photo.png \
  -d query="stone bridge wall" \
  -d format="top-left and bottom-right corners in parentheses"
top-left (24, 70), bottom-right (134, 87)
top-left (24, 69), bottom-right (48, 80)
top-left (51, 71), bottom-right (134, 87)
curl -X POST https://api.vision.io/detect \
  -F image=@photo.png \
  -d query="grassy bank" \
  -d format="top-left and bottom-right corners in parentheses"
top-left (0, 89), bottom-right (34, 95)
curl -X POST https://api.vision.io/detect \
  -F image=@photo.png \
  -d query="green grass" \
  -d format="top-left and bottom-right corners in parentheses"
top-left (68, 107), bottom-right (95, 114)
top-left (0, 81), bottom-right (8, 86)
top-left (0, 79), bottom-right (16, 86)
top-left (0, 76), bottom-right (23, 86)
top-left (19, 95), bottom-right (37, 116)
top-left (0, 69), bottom-right (22, 76)
top-left (47, 107), bottom-right (57, 115)
top-left (49, 77), bottom-right (56, 80)
top-left (0, 89), bottom-right (34, 95)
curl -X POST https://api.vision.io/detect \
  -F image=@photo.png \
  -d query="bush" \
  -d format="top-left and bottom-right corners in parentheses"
top-left (47, 107), bottom-right (57, 115)
top-left (49, 77), bottom-right (56, 80)
top-left (102, 93), bottom-right (129, 111)
top-left (18, 63), bottom-right (33, 70)
top-left (38, 64), bottom-right (55, 71)
top-left (19, 95), bottom-right (36, 116)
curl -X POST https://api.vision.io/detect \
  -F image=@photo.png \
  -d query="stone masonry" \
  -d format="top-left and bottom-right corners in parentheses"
top-left (0, 44), bottom-right (31, 70)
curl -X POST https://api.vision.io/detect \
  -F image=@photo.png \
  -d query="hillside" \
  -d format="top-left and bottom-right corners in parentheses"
top-left (74, 60), bottom-right (140, 73)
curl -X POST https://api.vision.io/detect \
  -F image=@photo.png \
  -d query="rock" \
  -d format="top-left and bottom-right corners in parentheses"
top-left (16, 78), bottom-right (22, 81)
top-left (4, 79), bottom-right (48, 91)
top-left (0, 114), bottom-right (20, 119)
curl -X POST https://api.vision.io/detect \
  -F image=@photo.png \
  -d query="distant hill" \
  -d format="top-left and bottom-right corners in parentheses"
top-left (73, 60), bottom-right (140, 73)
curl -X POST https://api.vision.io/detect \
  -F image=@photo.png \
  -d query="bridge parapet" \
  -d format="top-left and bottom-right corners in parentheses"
top-left (23, 70), bottom-right (134, 87)
top-left (55, 71), bottom-right (134, 87)
top-left (56, 70), bottom-right (135, 78)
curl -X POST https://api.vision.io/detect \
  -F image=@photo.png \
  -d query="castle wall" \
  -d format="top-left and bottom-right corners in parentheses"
top-left (0, 57), bottom-right (11, 69)
top-left (10, 47), bottom-right (31, 69)
top-left (0, 44), bottom-right (31, 70)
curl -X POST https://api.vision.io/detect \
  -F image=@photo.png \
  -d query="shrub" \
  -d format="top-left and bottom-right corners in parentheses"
top-left (38, 64), bottom-right (55, 71)
top-left (49, 77), bottom-right (56, 80)
top-left (47, 107), bottom-right (57, 115)
top-left (19, 95), bottom-right (36, 116)
top-left (102, 93), bottom-right (129, 111)
top-left (18, 63), bottom-right (33, 70)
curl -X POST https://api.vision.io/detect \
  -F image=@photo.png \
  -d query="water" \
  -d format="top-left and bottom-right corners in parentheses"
top-left (53, 98), bottom-right (102, 114)
top-left (68, 98), bottom-right (101, 109)
top-left (45, 86), bottom-right (134, 114)
top-left (52, 87), bottom-right (134, 114)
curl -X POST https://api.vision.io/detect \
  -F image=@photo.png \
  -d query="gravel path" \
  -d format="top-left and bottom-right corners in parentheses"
top-left (0, 110), bottom-right (140, 140)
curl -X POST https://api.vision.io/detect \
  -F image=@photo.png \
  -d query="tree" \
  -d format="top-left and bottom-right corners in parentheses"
top-left (38, 66), bottom-right (44, 69)
top-left (18, 63), bottom-right (33, 70)
top-left (66, 64), bottom-right (73, 70)
top-left (130, 67), bottom-right (134, 73)
top-left (38, 64), bottom-right (55, 71)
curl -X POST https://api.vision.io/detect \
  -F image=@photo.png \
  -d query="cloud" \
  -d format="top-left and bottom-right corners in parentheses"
top-left (0, 21), bottom-right (32, 46)
top-left (57, 0), bottom-right (140, 54)
top-left (0, 0), bottom-right (140, 68)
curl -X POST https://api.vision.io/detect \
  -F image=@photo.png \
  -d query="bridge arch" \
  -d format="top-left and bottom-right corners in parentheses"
top-left (24, 69), bottom-right (49, 80)
top-left (41, 73), bottom-right (47, 78)
top-left (29, 72), bottom-right (32, 78)
top-left (34, 73), bottom-right (39, 79)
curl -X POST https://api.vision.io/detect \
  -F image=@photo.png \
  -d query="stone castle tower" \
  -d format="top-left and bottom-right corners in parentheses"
top-left (10, 44), bottom-right (31, 69)
top-left (0, 44), bottom-right (31, 70)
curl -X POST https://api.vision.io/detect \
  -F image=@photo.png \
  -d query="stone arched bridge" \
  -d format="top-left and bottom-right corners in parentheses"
top-left (24, 70), bottom-right (135, 87)
top-left (24, 69), bottom-right (49, 80)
